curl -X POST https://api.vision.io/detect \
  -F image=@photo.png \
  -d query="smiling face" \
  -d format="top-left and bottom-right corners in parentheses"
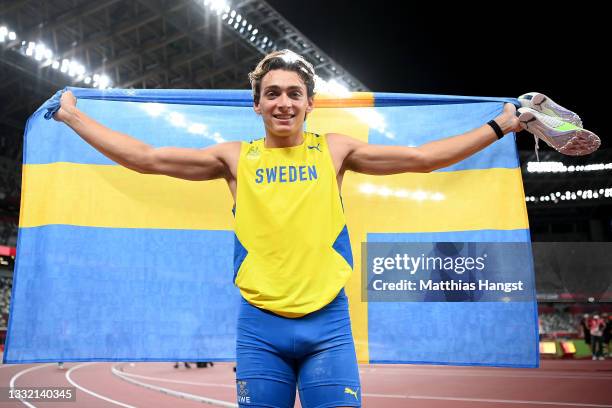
top-left (253, 69), bottom-right (314, 139)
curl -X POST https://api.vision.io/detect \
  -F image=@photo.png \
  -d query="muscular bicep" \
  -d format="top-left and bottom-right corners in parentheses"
top-left (143, 142), bottom-right (239, 181)
top-left (342, 139), bottom-right (431, 175)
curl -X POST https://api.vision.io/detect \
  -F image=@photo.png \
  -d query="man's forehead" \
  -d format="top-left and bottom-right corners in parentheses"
top-left (261, 70), bottom-right (306, 89)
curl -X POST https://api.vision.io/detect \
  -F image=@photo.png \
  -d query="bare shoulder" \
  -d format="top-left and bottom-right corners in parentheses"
top-left (325, 132), bottom-right (358, 143)
top-left (326, 132), bottom-right (365, 157)
top-left (209, 141), bottom-right (242, 156)
top-left (210, 141), bottom-right (242, 176)
top-left (206, 141), bottom-right (242, 164)
top-left (325, 133), bottom-right (365, 173)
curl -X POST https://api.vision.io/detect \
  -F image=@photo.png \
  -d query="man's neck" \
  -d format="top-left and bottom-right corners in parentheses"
top-left (264, 130), bottom-right (304, 148)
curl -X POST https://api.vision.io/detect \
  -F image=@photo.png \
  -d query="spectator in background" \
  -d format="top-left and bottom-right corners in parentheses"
top-left (603, 313), bottom-right (612, 357)
top-left (538, 317), bottom-right (543, 340)
top-left (580, 313), bottom-right (591, 349)
top-left (589, 314), bottom-right (605, 360)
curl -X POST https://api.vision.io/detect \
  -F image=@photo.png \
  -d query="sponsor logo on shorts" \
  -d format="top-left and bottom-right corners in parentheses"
top-left (344, 386), bottom-right (359, 400)
top-left (237, 380), bottom-right (251, 404)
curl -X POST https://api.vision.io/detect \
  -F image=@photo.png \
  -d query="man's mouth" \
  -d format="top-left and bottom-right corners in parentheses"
top-left (273, 114), bottom-right (295, 120)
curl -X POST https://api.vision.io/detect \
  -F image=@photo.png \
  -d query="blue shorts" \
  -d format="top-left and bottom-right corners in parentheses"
top-left (236, 289), bottom-right (361, 408)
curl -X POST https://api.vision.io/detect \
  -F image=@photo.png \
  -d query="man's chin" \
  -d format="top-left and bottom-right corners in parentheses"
top-left (269, 127), bottom-right (298, 137)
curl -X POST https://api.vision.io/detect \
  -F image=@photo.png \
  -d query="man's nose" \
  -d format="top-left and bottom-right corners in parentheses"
top-left (278, 93), bottom-right (291, 108)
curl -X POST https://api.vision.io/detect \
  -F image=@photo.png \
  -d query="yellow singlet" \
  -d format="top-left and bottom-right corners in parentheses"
top-left (233, 131), bottom-right (353, 318)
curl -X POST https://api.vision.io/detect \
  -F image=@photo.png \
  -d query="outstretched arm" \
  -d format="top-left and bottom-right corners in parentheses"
top-left (53, 91), bottom-right (239, 181)
top-left (337, 103), bottom-right (521, 175)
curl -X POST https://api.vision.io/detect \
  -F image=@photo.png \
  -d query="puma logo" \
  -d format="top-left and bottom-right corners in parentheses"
top-left (520, 116), bottom-right (537, 130)
top-left (307, 143), bottom-right (321, 152)
top-left (534, 96), bottom-right (547, 108)
top-left (344, 387), bottom-right (358, 400)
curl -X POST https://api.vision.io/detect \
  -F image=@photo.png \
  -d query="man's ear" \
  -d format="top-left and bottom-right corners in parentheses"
top-left (253, 100), bottom-right (261, 115)
top-left (306, 96), bottom-right (314, 113)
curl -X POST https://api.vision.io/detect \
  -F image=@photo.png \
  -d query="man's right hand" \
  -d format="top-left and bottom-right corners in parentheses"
top-left (53, 90), bottom-right (77, 123)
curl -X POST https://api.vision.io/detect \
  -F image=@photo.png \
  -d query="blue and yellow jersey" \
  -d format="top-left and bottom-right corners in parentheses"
top-left (233, 132), bottom-right (353, 318)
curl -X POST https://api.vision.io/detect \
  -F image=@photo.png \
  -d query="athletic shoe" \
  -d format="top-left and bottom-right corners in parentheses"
top-left (518, 92), bottom-right (583, 127)
top-left (599, 356), bottom-right (606, 360)
top-left (518, 107), bottom-right (600, 158)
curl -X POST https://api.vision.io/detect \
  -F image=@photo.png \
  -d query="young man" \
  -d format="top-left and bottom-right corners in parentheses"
top-left (54, 50), bottom-right (522, 407)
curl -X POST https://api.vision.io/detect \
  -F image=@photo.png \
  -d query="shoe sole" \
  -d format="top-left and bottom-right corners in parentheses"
top-left (530, 93), bottom-right (583, 127)
top-left (518, 111), bottom-right (600, 156)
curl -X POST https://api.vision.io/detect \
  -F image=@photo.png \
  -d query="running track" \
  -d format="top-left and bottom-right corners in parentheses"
top-left (1, 359), bottom-right (611, 407)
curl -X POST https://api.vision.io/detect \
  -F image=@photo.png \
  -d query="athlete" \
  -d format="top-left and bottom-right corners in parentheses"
top-left (53, 49), bottom-right (581, 407)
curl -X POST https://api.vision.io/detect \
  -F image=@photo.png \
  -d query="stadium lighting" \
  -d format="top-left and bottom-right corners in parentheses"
top-left (197, 0), bottom-right (362, 90)
top-left (25, 42), bottom-right (35, 56)
top-left (3, 26), bottom-right (112, 89)
top-left (98, 75), bottom-right (110, 89)
top-left (206, 0), bottom-right (229, 14)
top-left (208, 1), bottom-right (275, 53)
top-left (527, 161), bottom-right (612, 173)
top-left (525, 188), bottom-right (612, 204)
top-left (315, 78), bottom-right (350, 96)
top-left (0, 26), bottom-right (7, 42)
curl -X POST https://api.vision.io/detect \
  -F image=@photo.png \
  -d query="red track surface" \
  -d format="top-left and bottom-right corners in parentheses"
top-left (1, 359), bottom-right (611, 407)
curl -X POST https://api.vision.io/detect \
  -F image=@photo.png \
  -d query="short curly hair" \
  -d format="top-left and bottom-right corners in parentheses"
top-left (248, 50), bottom-right (316, 104)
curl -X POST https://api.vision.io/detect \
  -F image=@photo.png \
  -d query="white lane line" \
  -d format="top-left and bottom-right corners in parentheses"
top-left (111, 364), bottom-right (237, 408)
top-left (66, 363), bottom-right (135, 408)
top-left (408, 395), bottom-right (612, 407)
top-left (115, 367), bottom-right (612, 408)
top-left (114, 370), bottom-right (233, 388)
top-left (362, 393), bottom-right (612, 407)
top-left (363, 392), bottom-right (407, 399)
top-left (9, 363), bottom-right (52, 408)
top-left (359, 367), bottom-right (612, 380)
